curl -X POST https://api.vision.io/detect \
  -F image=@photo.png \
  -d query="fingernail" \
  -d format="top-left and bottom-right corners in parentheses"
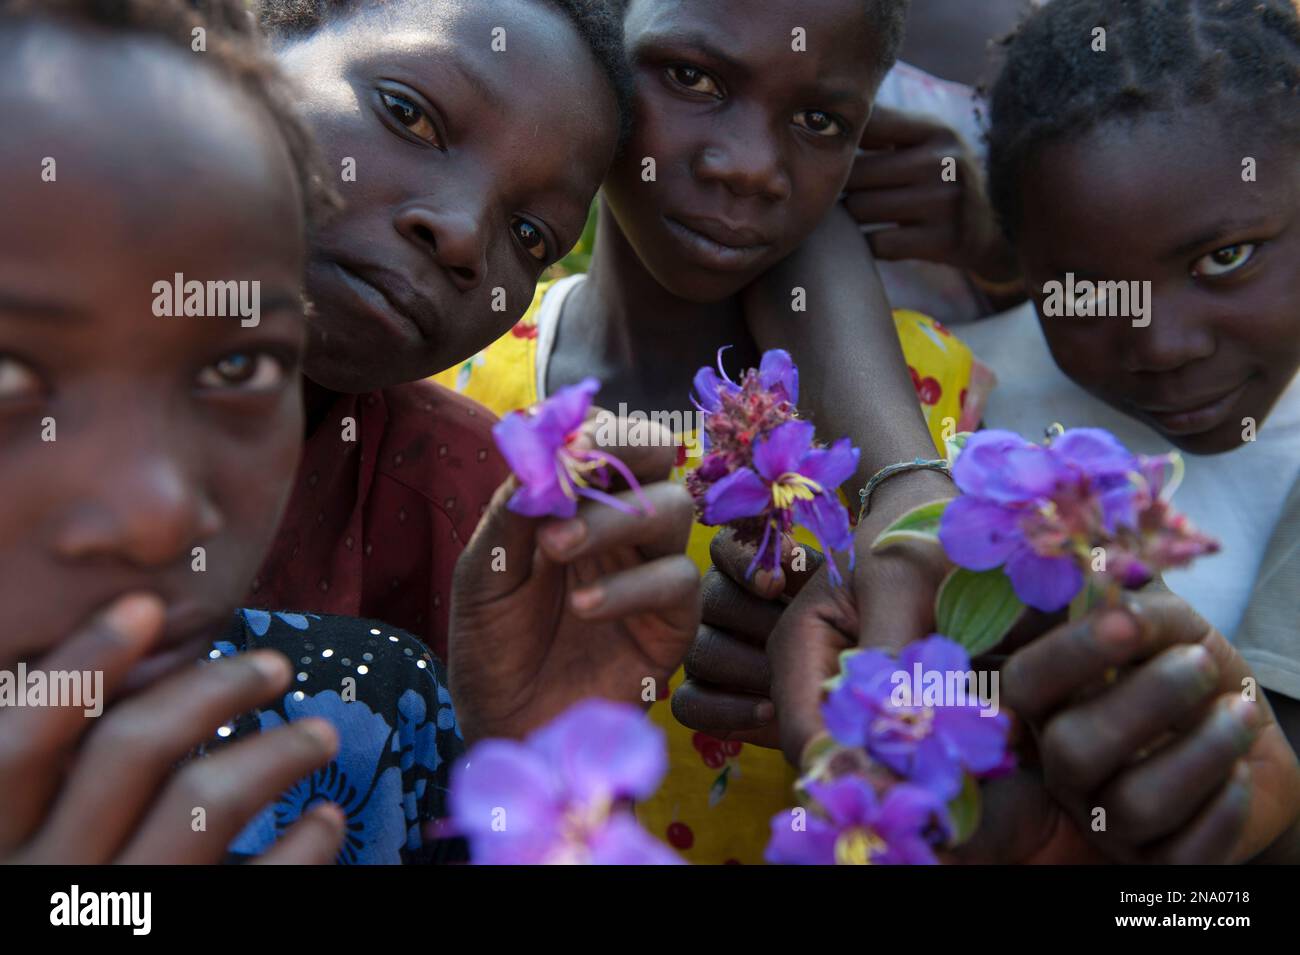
top-left (105, 594), bottom-right (164, 644)
top-left (299, 717), bottom-right (339, 754)
top-left (571, 587), bottom-right (603, 612)
top-left (1173, 644), bottom-right (1218, 691)
top-left (753, 568), bottom-right (782, 598)
top-left (1096, 609), bottom-right (1140, 652)
top-left (1229, 697), bottom-right (1262, 734)
top-left (248, 650), bottom-right (291, 684)
top-left (310, 802), bottom-right (346, 829)
top-left (543, 519), bottom-right (586, 553)
top-left (753, 700), bottom-right (775, 725)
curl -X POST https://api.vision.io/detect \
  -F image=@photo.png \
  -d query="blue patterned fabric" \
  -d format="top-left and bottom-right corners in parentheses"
top-left (207, 610), bottom-right (465, 864)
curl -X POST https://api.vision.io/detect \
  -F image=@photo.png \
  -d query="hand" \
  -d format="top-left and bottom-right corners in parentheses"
top-left (679, 473), bottom-right (954, 755)
top-left (448, 416), bottom-right (699, 743)
top-left (671, 530), bottom-right (826, 749)
top-left (846, 104), bottom-right (1019, 285)
top-left (1001, 592), bottom-right (1300, 863)
top-left (0, 594), bottom-right (345, 864)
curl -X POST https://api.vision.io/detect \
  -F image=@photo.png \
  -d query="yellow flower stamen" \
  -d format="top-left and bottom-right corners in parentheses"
top-left (771, 473), bottom-right (823, 511)
top-left (834, 826), bottom-right (887, 865)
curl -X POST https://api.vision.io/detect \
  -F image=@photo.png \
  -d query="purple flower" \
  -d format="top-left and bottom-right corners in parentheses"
top-left (449, 700), bottom-right (681, 865)
top-left (701, 420), bottom-right (859, 585)
top-left (766, 777), bottom-right (947, 865)
top-left (821, 635), bottom-right (1011, 801)
top-left (492, 378), bottom-right (651, 519)
top-left (939, 428), bottom-right (1217, 611)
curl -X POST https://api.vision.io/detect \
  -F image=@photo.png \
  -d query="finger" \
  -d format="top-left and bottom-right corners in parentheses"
top-left (251, 803), bottom-right (346, 865)
top-left (1145, 762), bottom-right (1252, 864)
top-left (117, 717), bottom-right (339, 864)
top-left (768, 571), bottom-right (858, 767)
top-left (453, 476), bottom-right (541, 603)
top-left (1002, 594), bottom-right (1211, 724)
top-left (708, 526), bottom-right (825, 600)
top-left (570, 554), bottom-right (700, 632)
top-left (33, 650), bottom-right (296, 862)
top-left (1037, 643), bottom-right (1222, 795)
top-left (700, 568), bottom-right (783, 642)
top-left (671, 681), bottom-right (777, 739)
top-left (843, 183), bottom-right (959, 227)
top-left (857, 103), bottom-right (943, 150)
top-left (684, 624), bottom-right (770, 692)
top-left (0, 594), bottom-right (164, 852)
top-left (866, 224), bottom-right (956, 262)
top-left (539, 481), bottom-right (693, 563)
top-left (578, 413), bottom-right (678, 483)
top-left (1099, 694), bottom-right (1262, 845)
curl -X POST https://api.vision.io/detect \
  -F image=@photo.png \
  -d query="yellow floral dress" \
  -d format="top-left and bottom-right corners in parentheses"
top-left (433, 275), bottom-right (984, 863)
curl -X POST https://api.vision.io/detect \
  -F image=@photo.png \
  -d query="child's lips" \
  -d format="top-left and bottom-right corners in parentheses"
top-left (1134, 381), bottom-right (1250, 436)
top-left (662, 215), bottom-right (772, 272)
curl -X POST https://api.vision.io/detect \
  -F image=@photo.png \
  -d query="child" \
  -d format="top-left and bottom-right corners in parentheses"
top-left (699, 0), bottom-right (1300, 863)
top-left (435, 0), bottom-right (978, 864)
top-left (248, 0), bottom-right (635, 660)
top-left (965, 0), bottom-right (1300, 643)
top-left (0, 0), bottom-right (696, 864)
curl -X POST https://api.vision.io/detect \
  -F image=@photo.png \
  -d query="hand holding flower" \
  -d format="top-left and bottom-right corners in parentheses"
top-left (448, 408), bottom-right (699, 744)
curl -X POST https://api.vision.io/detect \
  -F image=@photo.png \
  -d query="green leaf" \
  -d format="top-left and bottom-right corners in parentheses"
top-left (946, 773), bottom-right (982, 846)
top-left (870, 498), bottom-right (950, 553)
top-left (934, 567), bottom-right (1025, 657)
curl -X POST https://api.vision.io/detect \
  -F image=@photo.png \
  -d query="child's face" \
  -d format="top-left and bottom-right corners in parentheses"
top-left (276, 0), bottom-right (620, 393)
top-left (0, 26), bottom-right (307, 673)
top-left (1017, 108), bottom-right (1300, 455)
top-left (602, 0), bottom-right (884, 303)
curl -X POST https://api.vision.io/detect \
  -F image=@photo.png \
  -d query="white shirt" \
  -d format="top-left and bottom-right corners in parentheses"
top-left (960, 304), bottom-right (1300, 639)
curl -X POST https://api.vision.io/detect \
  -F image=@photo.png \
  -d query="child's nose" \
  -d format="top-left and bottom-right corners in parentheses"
top-left (693, 109), bottom-right (792, 202)
top-left (53, 449), bottom-right (222, 569)
top-left (1123, 295), bottom-right (1217, 374)
top-left (393, 202), bottom-right (488, 293)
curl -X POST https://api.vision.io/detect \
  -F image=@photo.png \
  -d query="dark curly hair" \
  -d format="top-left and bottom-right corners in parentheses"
top-left (987, 0), bottom-right (1300, 241)
top-left (260, 0), bottom-right (635, 144)
top-left (1, 0), bottom-right (338, 226)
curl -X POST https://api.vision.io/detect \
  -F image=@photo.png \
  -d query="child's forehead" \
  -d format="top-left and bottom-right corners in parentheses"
top-left (623, 0), bottom-right (878, 89)
top-left (1, 21), bottom-right (302, 222)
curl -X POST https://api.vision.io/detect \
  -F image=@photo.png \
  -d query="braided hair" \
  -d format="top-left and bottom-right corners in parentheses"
top-left (987, 0), bottom-right (1300, 240)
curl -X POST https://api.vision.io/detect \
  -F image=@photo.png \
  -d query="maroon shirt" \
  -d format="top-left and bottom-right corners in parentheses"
top-left (250, 380), bottom-right (508, 659)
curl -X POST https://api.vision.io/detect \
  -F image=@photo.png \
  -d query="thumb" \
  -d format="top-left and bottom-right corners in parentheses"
top-left (769, 570), bottom-right (858, 768)
top-left (453, 476), bottom-right (540, 604)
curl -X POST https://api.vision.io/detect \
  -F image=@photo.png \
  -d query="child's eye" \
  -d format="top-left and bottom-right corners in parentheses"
top-left (665, 65), bottom-right (722, 98)
top-left (0, 354), bottom-right (41, 399)
top-left (379, 91), bottom-right (441, 147)
top-left (793, 109), bottom-right (844, 138)
top-left (511, 217), bottom-right (549, 263)
top-left (196, 353), bottom-right (285, 391)
top-left (1192, 243), bottom-right (1257, 278)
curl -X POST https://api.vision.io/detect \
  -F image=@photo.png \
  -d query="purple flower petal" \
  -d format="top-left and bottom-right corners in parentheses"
top-left (493, 412), bottom-right (563, 488)
top-left (758, 348), bottom-right (799, 405)
top-left (938, 496), bottom-right (1023, 570)
top-left (450, 741), bottom-right (562, 838)
top-left (798, 438), bottom-right (859, 491)
top-left (534, 377), bottom-right (599, 437)
top-left (765, 814), bottom-right (839, 865)
top-left (692, 366), bottom-right (731, 413)
top-left (752, 420), bottom-right (816, 481)
top-left (950, 430), bottom-right (1033, 498)
top-left (1004, 547), bottom-right (1084, 612)
top-left (793, 492), bottom-right (853, 557)
top-left (703, 468), bottom-right (771, 524)
top-left (588, 814), bottom-right (685, 865)
top-left (1050, 427), bottom-right (1136, 478)
top-left (528, 700), bottom-right (666, 803)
